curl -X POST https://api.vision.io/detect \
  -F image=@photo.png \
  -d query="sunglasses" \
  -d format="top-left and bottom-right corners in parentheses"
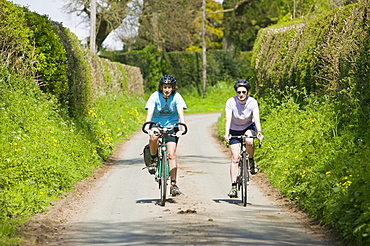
top-left (237, 91), bottom-right (247, 94)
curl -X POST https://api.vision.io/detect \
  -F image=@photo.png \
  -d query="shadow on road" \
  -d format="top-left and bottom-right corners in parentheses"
top-left (136, 198), bottom-right (177, 205)
top-left (115, 157), bottom-right (143, 166)
top-left (65, 218), bottom-right (325, 245)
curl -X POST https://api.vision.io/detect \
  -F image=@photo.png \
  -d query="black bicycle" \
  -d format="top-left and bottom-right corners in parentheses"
top-left (142, 121), bottom-right (188, 206)
top-left (229, 135), bottom-right (261, 206)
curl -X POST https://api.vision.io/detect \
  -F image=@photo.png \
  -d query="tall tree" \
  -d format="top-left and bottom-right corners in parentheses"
top-left (63, 0), bottom-right (130, 50)
top-left (187, 0), bottom-right (224, 51)
top-left (223, 0), bottom-right (280, 51)
top-left (133, 0), bottom-right (200, 52)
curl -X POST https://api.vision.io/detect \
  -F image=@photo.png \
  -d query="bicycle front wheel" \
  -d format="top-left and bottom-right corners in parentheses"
top-left (159, 151), bottom-right (168, 206)
top-left (241, 152), bottom-right (248, 206)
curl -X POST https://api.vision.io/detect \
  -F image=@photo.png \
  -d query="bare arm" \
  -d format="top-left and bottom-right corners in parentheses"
top-left (253, 111), bottom-right (262, 133)
top-left (176, 107), bottom-right (186, 135)
top-left (144, 108), bottom-right (154, 132)
top-left (224, 108), bottom-right (232, 142)
top-left (253, 108), bottom-right (264, 141)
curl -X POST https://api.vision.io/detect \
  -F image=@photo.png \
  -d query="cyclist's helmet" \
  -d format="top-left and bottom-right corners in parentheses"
top-left (234, 80), bottom-right (251, 91)
top-left (160, 75), bottom-right (176, 86)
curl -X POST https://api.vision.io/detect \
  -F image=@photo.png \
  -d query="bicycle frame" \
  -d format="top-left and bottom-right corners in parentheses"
top-left (154, 130), bottom-right (167, 175)
top-left (229, 134), bottom-right (259, 206)
top-left (142, 121), bottom-right (187, 206)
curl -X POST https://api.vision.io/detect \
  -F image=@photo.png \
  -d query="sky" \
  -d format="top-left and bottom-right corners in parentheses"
top-left (10, 0), bottom-right (224, 50)
top-left (10, 0), bottom-right (124, 49)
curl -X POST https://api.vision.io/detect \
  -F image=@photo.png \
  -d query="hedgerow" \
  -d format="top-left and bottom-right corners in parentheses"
top-left (0, 1), bottom-right (145, 244)
top-left (256, 89), bottom-right (370, 245)
top-left (249, 1), bottom-right (370, 244)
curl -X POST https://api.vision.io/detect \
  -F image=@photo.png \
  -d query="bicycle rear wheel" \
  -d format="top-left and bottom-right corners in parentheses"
top-left (159, 151), bottom-right (168, 206)
top-left (241, 152), bottom-right (248, 206)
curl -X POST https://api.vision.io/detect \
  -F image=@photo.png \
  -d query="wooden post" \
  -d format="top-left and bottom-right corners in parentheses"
top-left (202, 0), bottom-right (207, 98)
top-left (90, 0), bottom-right (97, 53)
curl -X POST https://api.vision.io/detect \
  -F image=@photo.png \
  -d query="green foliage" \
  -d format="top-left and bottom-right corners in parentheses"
top-left (0, 68), bottom-right (99, 243)
top-left (183, 81), bottom-right (235, 114)
top-left (222, 0), bottom-right (351, 52)
top-left (249, 3), bottom-right (370, 243)
top-left (0, 67), bottom-right (145, 243)
top-left (85, 93), bottom-right (146, 160)
top-left (187, 0), bottom-right (224, 51)
top-left (223, 0), bottom-right (280, 51)
top-left (253, 3), bottom-right (369, 98)
top-left (99, 47), bottom-right (160, 92)
top-left (24, 10), bottom-right (68, 100)
top-left (134, 0), bottom-right (199, 52)
top-left (100, 49), bottom-right (253, 93)
top-left (0, 2), bottom-right (146, 243)
top-left (217, 86), bottom-right (370, 244)
top-left (0, 0), bottom-right (34, 73)
top-left (277, 0), bottom-right (349, 21)
top-left (0, 77), bottom-right (144, 241)
top-left (51, 22), bottom-right (94, 116)
top-left (254, 89), bottom-right (370, 244)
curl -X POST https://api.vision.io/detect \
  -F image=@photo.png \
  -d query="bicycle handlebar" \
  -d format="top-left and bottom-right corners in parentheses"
top-left (229, 135), bottom-right (258, 139)
top-left (142, 121), bottom-right (188, 136)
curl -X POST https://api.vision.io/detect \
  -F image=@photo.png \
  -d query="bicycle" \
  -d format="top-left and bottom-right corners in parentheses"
top-left (142, 121), bottom-right (188, 206)
top-left (229, 134), bottom-right (261, 206)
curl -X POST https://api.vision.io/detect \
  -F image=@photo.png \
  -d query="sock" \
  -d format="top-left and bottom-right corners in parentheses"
top-left (171, 180), bottom-right (176, 185)
top-left (232, 182), bottom-right (237, 188)
top-left (151, 155), bottom-right (157, 159)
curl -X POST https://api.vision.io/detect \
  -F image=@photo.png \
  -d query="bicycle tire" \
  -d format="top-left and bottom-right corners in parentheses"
top-left (160, 151), bottom-right (168, 206)
top-left (241, 152), bottom-right (248, 206)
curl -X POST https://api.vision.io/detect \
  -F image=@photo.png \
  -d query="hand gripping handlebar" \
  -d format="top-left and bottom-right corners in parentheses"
top-left (142, 121), bottom-right (188, 136)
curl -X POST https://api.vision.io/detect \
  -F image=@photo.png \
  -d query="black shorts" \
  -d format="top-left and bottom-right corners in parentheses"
top-left (150, 125), bottom-right (179, 143)
top-left (229, 123), bottom-right (256, 145)
top-left (164, 127), bottom-right (179, 143)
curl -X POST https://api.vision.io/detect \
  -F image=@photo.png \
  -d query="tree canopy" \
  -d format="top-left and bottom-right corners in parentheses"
top-left (63, 0), bottom-right (130, 51)
top-left (62, 0), bottom-right (360, 52)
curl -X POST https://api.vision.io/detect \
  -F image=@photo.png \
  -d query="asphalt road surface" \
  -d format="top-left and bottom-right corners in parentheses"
top-left (59, 113), bottom-right (328, 245)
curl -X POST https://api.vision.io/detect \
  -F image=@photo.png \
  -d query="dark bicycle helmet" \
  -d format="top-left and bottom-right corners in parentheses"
top-left (234, 80), bottom-right (251, 91)
top-left (160, 75), bottom-right (176, 85)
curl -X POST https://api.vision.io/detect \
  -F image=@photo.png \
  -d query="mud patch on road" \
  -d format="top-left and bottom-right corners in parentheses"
top-left (177, 209), bottom-right (197, 214)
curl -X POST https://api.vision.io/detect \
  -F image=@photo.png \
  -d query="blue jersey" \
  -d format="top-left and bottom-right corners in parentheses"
top-left (145, 91), bottom-right (187, 128)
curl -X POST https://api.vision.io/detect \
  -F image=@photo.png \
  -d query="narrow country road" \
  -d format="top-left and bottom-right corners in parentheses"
top-left (48, 113), bottom-right (328, 245)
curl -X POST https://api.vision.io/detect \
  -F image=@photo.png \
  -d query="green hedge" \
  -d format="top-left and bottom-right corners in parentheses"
top-left (0, 1), bottom-right (145, 243)
top-left (25, 10), bottom-right (68, 100)
top-left (0, 0), bottom-right (33, 73)
top-left (100, 48), bottom-right (254, 93)
top-left (251, 2), bottom-right (370, 244)
top-left (253, 3), bottom-right (370, 106)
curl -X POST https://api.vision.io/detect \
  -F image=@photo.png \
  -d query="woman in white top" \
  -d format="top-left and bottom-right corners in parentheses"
top-left (224, 80), bottom-right (264, 198)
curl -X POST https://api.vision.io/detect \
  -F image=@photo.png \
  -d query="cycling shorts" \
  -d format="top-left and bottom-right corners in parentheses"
top-left (229, 123), bottom-right (256, 145)
top-left (150, 125), bottom-right (179, 143)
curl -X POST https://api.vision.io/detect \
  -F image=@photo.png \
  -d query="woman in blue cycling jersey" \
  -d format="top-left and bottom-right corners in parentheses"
top-left (224, 80), bottom-right (264, 198)
top-left (144, 75), bottom-right (187, 196)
